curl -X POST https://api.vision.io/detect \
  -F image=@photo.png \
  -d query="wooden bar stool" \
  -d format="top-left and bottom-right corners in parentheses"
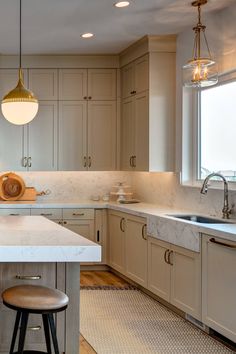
top-left (2, 284), bottom-right (69, 354)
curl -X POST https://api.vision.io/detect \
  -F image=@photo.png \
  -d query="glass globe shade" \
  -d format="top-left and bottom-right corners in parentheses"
top-left (1, 101), bottom-right (39, 125)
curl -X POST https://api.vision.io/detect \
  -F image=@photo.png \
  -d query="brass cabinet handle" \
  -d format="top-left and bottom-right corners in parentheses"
top-left (88, 96), bottom-right (92, 100)
top-left (10, 213), bottom-right (19, 216)
top-left (27, 157), bottom-right (32, 167)
top-left (83, 156), bottom-right (87, 168)
top-left (27, 325), bottom-right (41, 331)
top-left (129, 156), bottom-right (133, 167)
top-left (40, 213), bottom-right (53, 217)
top-left (63, 221), bottom-right (67, 225)
top-left (164, 249), bottom-right (169, 264)
top-left (88, 156), bottom-right (92, 168)
top-left (58, 221), bottom-right (63, 225)
top-left (22, 156), bottom-right (28, 168)
top-left (210, 237), bottom-right (236, 249)
top-left (168, 250), bottom-right (173, 266)
top-left (16, 275), bottom-right (42, 280)
top-left (142, 224), bottom-right (147, 240)
top-left (72, 213), bottom-right (85, 216)
top-left (83, 96), bottom-right (87, 100)
top-left (133, 155), bottom-right (136, 168)
top-left (120, 217), bottom-right (125, 232)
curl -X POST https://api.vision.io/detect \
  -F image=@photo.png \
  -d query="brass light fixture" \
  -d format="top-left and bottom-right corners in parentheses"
top-left (183, 0), bottom-right (218, 88)
top-left (1, 0), bottom-right (38, 125)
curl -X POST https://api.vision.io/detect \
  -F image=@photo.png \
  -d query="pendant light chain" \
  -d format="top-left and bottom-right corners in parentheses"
top-left (19, 0), bottom-right (22, 69)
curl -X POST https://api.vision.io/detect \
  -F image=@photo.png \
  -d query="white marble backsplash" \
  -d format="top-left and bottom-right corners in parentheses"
top-left (131, 172), bottom-right (236, 219)
top-left (15, 171), bottom-right (132, 202)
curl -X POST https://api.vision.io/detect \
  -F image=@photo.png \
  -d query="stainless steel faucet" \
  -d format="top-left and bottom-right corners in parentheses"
top-left (200, 173), bottom-right (231, 219)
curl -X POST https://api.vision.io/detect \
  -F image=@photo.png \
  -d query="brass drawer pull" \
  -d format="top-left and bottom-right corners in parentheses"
top-left (16, 275), bottom-right (42, 280)
top-left (27, 325), bottom-right (41, 331)
top-left (27, 157), bottom-right (32, 167)
top-left (22, 156), bottom-right (28, 168)
top-left (168, 250), bottom-right (173, 266)
top-left (72, 213), bottom-right (85, 216)
top-left (83, 156), bottom-right (87, 168)
top-left (210, 237), bottom-right (236, 249)
top-left (142, 224), bottom-right (147, 240)
top-left (88, 156), bottom-right (92, 168)
top-left (120, 217), bottom-right (125, 232)
top-left (40, 213), bottom-right (53, 216)
top-left (164, 249), bottom-right (169, 264)
top-left (10, 213), bottom-right (20, 216)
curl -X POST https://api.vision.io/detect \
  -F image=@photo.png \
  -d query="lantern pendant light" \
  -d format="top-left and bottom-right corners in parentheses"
top-left (183, 0), bottom-right (218, 88)
top-left (1, 0), bottom-right (38, 125)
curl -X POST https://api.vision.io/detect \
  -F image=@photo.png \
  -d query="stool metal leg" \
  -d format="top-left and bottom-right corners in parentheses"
top-left (42, 314), bottom-right (52, 354)
top-left (48, 313), bottom-right (59, 354)
top-left (9, 311), bottom-right (21, 354)
top-left (17, 311), bottom-right (29, 354)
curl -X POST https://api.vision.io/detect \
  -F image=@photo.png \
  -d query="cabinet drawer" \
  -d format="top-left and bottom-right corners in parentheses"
top-left (63, 208), bottom-right (94, 220)
top-left (0, 208), bottom-right (30, 216)
top-left (31, 208), bottom-right (62, 220)
top-left (0, 263), bottom-right (56, 294)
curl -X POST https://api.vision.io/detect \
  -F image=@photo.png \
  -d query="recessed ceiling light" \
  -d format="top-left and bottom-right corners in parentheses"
top-left (81, 33), bottom-right (94, 39)
top-left (114, 1), bottom-right (130, 8)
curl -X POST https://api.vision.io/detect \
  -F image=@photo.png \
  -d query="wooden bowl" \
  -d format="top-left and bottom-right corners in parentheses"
top-left (0, 173), bottom-right (26, 201)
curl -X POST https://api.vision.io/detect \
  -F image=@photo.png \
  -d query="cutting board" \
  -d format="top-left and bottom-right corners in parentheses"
top-left (18, 187), bottom-right (37, 201)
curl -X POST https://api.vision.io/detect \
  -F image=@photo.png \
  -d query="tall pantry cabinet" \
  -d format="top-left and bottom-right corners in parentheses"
top-left (120, 35), bottom-right (176, 172)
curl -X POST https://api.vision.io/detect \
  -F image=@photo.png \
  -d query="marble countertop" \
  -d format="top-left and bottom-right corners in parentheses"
top-left (0, 216), bottom-right (101, 262)
top-left (1, 200), bottom-right (236, 252)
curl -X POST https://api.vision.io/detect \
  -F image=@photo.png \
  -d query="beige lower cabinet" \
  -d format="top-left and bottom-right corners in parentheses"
top-left (108, 210), bottom-right (126, 274)
top-left (108, 210), bottom-right (148, 287)
top-left (125, 213), bottom-right (148, 287)
top-left (63, 208), bottom-right (95, 242)
top-left (148, 237), bottom-right (201, 320)
top-left (202, 234), bottom-right (236, 342)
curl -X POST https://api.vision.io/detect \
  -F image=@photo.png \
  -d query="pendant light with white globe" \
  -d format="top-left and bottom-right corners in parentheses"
top-left (1, 0), bottom-right (38, 125)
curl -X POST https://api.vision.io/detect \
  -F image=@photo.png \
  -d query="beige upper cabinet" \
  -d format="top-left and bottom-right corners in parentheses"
top-left (58, 101), bottom-right (87, 171)
top-left (202, 234), bottom-right (236, 342)
top-left (120, 37), bottom-right (176, 172)
top-left (121, 55), bottom-right (148, 99)
top-left (29, 69), bottom-right (58, 100)
top-left (59, 68), bottom-right (116, 101)
top-left (88, 69), bottom-right (116, 100)
top-left (87, 101), bottom-right (117, 171)
top-left (121, 91), bottom-right (149, 171)
top-left (28, 101), bottom-right (58, 171)
top-left (59, 69), bottom-right (87, 100)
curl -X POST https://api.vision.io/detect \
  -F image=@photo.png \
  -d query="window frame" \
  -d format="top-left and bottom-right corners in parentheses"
top-left (181, 69), bottom-right (236, 191)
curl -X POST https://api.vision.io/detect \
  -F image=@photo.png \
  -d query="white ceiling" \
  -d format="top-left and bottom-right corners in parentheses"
top-left (0, 0), bottom-right (233, 55)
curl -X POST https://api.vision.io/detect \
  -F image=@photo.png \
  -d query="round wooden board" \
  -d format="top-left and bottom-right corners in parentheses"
top-left (0, 173), bottom-right (26, 200)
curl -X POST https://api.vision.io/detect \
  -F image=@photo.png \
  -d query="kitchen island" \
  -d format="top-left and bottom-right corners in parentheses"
top-left (0, 215), bottom-right (101, 354)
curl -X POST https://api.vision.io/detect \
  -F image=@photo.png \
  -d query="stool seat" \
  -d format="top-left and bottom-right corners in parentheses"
top-left (2, 284), bottom-right (69, 311)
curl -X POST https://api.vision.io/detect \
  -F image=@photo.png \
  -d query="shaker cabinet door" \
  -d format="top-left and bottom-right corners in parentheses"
top-left (59, 101), bottom-right (87, 171)
top-left (88, 69), bottom-right (116, 100)
top-left (28, 101), bottom-right (58, 171)
top-left (59, 69), bottom-right (87, 100)
top-left (120, 97), bottom-right (135, 170)
top-left (29, 69), bottom-right (58, 100)
top-left (87, 101), bottom-right (117, 171)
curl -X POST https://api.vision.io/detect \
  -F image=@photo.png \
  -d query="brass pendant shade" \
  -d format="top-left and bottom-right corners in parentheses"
top-left (1, 0), bottom-right (38, 125)
top-left (183, 0), bottom-right (218, 88)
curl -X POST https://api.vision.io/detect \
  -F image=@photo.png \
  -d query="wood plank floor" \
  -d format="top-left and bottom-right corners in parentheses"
top-left (80, 271), bottom-right (128, 354)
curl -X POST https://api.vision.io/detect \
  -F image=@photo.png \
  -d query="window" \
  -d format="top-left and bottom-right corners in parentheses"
top-left (199, 79), bottom-right (236, 182)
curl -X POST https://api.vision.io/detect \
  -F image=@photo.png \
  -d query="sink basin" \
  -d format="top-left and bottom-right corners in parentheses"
top-left (168, 214), bottom-right (233, 224)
